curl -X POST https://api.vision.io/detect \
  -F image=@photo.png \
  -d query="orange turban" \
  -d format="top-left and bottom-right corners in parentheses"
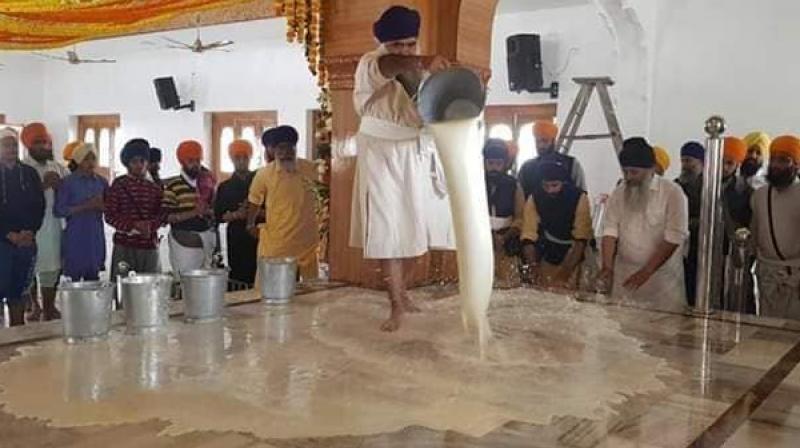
top-left (533, 121), bottom-right (558, 140)
top-left (228, 139), bottom-right (253, 159)
top-left (21, 122), bottom-right (51, 149)
top-left (770, 135), bottom-right (800, 164)
top-left (177, 140), bottom-right (203, 164)
top-left (653, 146), bottom-right (670, 174)
top-left (62, 141), bottom-right (81, 161)
top-left (723, 137), bottom-right (747, 164)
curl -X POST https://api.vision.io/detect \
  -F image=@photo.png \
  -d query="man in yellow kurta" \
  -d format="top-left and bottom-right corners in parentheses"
top-left (247, 126), bottom-right (319, 280)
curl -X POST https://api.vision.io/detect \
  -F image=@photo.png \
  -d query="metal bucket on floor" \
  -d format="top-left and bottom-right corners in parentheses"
top-left (180, 269), bottom-right (228, 323)
top-left (58, 279), bottom-right (114, 344)
top-left (259, 257), bottom-right (297, 305)
top-left (120, 272), bottom-right (173, 333)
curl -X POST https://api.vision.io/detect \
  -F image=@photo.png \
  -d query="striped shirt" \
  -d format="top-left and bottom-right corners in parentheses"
top-left (162, 174), bottom-right (213, 232)
top-left (105, 174), bottom-right (164, 249)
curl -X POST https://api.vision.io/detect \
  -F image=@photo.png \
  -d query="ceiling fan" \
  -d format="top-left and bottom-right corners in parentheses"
top-left (143, 28), bottom-right (234, 54)
top-left (33, 48), bottom-right (116, 65)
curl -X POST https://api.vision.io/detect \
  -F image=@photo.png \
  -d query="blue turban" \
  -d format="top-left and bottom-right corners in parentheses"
top-left (482, 139), bottom-right (509, 160)
top-left (619, 137), bottom-right (655, 169)
top-left (149, 147), bottom-right (162, 164)
top-left (680, 141), bottom-right (706, 161)
top-left (261, 125), bottom-right (299, 148)
top-left (373, 6), bottom-right (421, 43)
top-left (121, 138), bottom-right (150, 167)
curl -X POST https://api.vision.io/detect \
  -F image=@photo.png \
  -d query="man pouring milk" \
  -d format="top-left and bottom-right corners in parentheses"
top-left (350, 5), bottom-right (456, 331)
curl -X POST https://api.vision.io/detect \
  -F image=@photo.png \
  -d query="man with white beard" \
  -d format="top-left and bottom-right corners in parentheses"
top-left (598, 137), bottom-right (689, 312)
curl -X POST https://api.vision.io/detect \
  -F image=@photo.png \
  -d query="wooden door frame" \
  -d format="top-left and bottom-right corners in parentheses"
top-left (484, 103), bottom-right (557, 142)
top-left (77, 114), bottom-right (121, 180)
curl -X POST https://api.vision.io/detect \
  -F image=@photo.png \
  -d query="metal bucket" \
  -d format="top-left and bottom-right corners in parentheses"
top-left (180, 269), bottom-right (228, 323)
top-left (58, 280), bottom-right (114, 344)
top-left (120, 272), bottom-right (172, 334)
top-left (259, 257), bottom-right (297, 305)
top-left (417, 67), bottom-right (486, 124)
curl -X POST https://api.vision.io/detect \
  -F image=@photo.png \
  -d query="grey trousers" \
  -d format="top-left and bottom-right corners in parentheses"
top-left (110, 244), bottom-right (161, 282)
top-left (756, 261), bottom-right (800, 320)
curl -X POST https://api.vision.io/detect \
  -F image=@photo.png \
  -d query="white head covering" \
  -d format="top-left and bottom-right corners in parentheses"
top-left (72, 142), bottom-right (97, 164)
top-left (0, 127), bottom-right (19, 142)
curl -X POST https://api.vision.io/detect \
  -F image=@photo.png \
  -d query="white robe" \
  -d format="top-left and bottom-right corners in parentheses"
top-left (349, 47), bottom-right (454, 259)
top-left (602, 177), bottom-right (689, 313)
top-left (23, 158), bottom-right (67, 277)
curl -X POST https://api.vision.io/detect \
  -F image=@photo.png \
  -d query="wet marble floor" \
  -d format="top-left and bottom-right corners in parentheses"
top-left (0, 286), bottom-right (798, 447)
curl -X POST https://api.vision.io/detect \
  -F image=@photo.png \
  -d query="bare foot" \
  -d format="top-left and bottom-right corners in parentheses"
top-left (43, 308), bottom-right (61, 321)
top-left (26, 307), bottom-right (42, 323)
top-left (380, 303), bottom-right (404, 332)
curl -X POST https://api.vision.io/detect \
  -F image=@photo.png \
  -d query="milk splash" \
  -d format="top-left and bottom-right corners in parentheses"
top-left (428, 118), bottom-right (494, 354)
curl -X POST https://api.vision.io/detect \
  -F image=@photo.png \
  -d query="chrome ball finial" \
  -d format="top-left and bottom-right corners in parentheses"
top-left (704, 115), bottom-right (726, 138)
top-left (734, 227), bottom-right (751, 246)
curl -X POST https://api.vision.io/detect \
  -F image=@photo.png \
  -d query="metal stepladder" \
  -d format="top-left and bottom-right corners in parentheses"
top-left (555, 77), bottom-right (624, 155)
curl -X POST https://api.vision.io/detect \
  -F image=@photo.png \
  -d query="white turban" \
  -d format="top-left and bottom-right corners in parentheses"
top-left (72, 142), bottom-right (97, 164)
top-left (0, 127), bottom-right (19, 142)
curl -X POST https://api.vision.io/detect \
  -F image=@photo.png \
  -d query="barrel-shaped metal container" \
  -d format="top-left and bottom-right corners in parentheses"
top-left (180, 269), bottom-right (228, 322)
top-left (120, 273), bottom-right (173, 333)
top-left (58, 281), bottom-right (114, 344)
top-left (259, 257), bottom-right (297, 305)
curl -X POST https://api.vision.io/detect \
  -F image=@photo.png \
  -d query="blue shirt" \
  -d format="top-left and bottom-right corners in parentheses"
top-left (55, 171), bottom-right (108, 280)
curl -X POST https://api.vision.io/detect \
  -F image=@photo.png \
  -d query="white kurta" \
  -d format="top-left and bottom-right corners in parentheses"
top-left (23, 157), bottom-right (67, 277)
top-left (602, 176), bottom-right (689, 312)
top-left (349, 46), bottom-right (454, 259)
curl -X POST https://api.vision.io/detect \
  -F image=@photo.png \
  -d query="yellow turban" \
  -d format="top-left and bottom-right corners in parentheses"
top-left (228, 139), bottom-right (253, 159)
top-left (743, 131), bottom-right (771, 158)
top-left (533, 121), bottom-right (559, 141)
top-left (72, 143), bottom-right (97, 164)
top-left (62, 141), bottom-right (81, 161)
top-left (770, 135), bottom-right (800, 164)
top-left (652, 146), bottom-right (670, 174)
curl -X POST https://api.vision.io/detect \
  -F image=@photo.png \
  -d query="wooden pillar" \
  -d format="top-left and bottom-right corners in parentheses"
top-left (324, 0), bottom-right (498, 288)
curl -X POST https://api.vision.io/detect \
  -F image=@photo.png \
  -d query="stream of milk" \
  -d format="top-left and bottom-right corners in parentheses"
top-left (428, 118), bottom-right (494, 354)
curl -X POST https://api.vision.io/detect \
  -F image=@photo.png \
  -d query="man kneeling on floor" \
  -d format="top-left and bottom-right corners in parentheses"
top-left (521, 162), bottom-right (592, 289)
top-left (483, 139), bottom-right (524, 288)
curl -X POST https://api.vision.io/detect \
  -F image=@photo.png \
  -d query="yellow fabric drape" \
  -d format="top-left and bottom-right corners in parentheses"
top-left (0, 0), bottom-right (256, 49)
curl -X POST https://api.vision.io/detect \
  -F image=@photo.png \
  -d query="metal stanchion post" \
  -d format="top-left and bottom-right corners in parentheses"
top-left (693, 116), bottom-right (726, 316)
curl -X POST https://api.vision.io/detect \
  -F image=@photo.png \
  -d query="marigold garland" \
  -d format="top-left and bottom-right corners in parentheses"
top-left (275, 0), bottom-right (331, 263)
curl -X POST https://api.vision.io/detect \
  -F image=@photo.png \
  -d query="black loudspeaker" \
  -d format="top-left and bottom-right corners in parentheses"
top-left (506, 34), bottom-right (544, 93)
top-left (154, 77), bottom-right (180, 110)
top-left (153, 77), bottom-right (195, 112)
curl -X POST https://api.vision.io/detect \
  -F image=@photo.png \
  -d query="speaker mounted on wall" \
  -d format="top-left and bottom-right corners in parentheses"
top-left (506, 34), bottom-right (559, 99)
top-left (153, 77), bottom-right (195, 112)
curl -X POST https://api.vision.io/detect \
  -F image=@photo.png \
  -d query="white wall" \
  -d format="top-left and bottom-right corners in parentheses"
top-left (648, 0), bottom-right (800, 159)
top-left (0, 53), bottom-right (45, 125)
top-left (0, 18), bottom-right (319, 178)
